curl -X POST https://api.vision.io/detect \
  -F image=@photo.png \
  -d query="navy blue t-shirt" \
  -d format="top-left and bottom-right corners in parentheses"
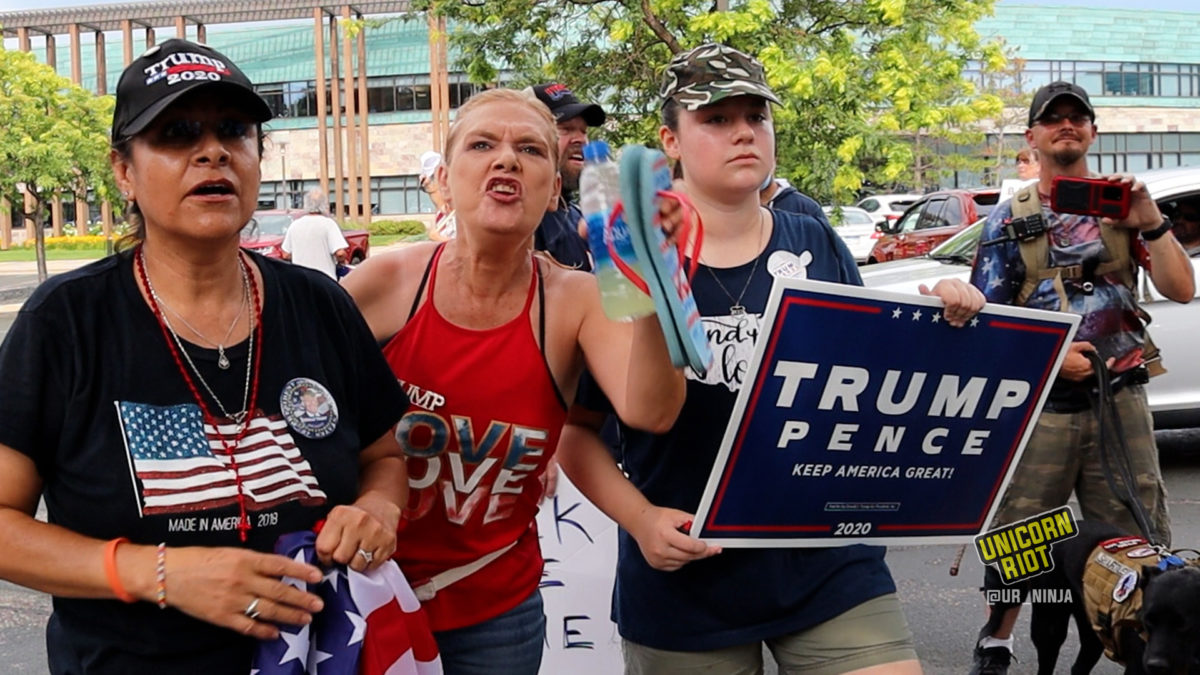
top-left (535, 198), bottom-right (592, 271)
top-left (767, 185), bottom-right (826, 224)
top-left (578, 209), bottom-right (896, 651)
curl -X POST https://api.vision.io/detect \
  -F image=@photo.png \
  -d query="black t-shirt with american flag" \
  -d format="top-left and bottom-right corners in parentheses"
top-left (0, 250), bottom-right (407, 673)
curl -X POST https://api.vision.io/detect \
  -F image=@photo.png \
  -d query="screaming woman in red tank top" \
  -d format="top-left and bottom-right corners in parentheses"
top-left (381, 243), bottom-right (567, 632)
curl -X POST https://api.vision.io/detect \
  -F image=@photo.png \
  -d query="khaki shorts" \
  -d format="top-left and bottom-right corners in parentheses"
top-left (991, 385), bottom-right (1170, 545)
top-left (622, 593), bottom-right (917, 675)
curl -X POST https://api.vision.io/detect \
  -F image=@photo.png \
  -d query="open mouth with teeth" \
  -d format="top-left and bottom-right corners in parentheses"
top-left (486, 178), bottom-right (521, 199)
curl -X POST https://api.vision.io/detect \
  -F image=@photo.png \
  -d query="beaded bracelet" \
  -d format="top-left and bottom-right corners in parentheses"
top-left (155, 543), bottom-right (168, 609)
top-left (103, 537), bottom-right (137, 604)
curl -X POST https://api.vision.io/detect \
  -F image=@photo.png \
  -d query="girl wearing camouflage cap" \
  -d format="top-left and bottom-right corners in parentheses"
top-left (560, 43), bottom-right (984, 674)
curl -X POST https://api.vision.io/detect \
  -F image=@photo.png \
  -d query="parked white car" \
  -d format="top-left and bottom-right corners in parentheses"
top-left (823, 206), bottom-right (879, 264)
top-left (855, 193), bottom-right (923, 228)
top-left (859, 166), bottom-right (1200, 429)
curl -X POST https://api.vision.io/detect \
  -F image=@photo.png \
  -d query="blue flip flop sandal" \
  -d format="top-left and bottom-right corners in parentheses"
top-left (618, 145), bottom-right (713, 377)
top-left (613, 147), bottom-right (687, 369)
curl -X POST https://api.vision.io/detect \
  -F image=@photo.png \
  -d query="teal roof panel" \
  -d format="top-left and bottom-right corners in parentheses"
top-left (981, 5), bottom-right (1200, 64)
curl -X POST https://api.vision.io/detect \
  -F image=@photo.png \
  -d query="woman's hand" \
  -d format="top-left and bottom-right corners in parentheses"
top-left (163, 546), bottom-right (324, 640)
top-left (657, 191), bottom-right (686, 242)
top-left (316, 497), bottom-right (400, 573)
top-left (629, 505), bottom-right (721, 571)
top-left (919, 279), bottom-right (986, 327)
top-left (539, 456), bottom-right (560, 504)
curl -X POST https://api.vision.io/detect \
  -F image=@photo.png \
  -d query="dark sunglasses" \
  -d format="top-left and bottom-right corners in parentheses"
top-left (1036, 112), bottom-right (1092, 127)
top-left (150, 118), bottom-right (253, 146)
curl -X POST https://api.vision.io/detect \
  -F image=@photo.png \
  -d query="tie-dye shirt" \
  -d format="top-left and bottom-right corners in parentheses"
top-left (970, 195), bottom-right (1151, 372)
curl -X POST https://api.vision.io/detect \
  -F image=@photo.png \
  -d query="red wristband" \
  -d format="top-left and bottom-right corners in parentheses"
top-left (103, 537), bottom-right (137, 604)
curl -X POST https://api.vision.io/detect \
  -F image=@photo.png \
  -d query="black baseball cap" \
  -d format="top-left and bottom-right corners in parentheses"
top-left (1028, 81), bottom-right (1094, 127)
top-left (531, 83), bottom-right (606, 127)
top-left (112, 38), bottom-right (272, 140)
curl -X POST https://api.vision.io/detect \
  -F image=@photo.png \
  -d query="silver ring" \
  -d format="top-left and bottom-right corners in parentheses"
top-left (357, 548), bottom-right (374, 564)
top-left (244, 597), bottom-right (261, 619)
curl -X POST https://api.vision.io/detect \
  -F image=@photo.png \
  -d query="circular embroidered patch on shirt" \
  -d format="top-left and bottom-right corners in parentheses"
top-left (280, 378), bottom-right (339, 439)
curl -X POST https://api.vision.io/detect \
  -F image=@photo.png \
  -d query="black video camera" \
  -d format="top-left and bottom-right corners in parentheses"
top-left (981, 213), bottom-right (1048, 247)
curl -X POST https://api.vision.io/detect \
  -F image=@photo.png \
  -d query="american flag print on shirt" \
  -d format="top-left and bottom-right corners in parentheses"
top-left (117, 401), bottom-right (327, 516)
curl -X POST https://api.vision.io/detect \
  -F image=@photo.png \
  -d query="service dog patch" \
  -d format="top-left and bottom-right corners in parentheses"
top-left (280, 378), bottom-right (339, 439)
top-left (1113, 570), bottom-right (1138, 603)
top-left (1101, 536), bottom-right (1145, 552)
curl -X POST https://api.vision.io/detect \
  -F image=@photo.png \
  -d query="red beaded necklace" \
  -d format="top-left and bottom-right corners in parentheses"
top-left (135, 245), bottom-right (265, 542)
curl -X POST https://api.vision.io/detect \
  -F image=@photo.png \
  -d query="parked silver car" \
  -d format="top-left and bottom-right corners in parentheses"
top-left (860, 166), bottom-right (1200, 429)
top-left (823, 206), bottom-right (878, 264)
top-left (855, 193), bottom-right (922, 228)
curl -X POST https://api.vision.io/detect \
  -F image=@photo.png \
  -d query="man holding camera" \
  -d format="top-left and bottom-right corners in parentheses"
top-left (966, 82), bottom-right (1195, 674)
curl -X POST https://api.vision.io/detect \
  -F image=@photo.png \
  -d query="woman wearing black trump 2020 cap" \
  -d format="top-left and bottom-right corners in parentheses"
top-left (0, 38), bottom-right (410, 673)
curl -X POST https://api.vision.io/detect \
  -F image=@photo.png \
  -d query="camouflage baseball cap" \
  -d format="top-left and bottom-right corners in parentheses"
top-left (659, 43), bottom-right (781, 111)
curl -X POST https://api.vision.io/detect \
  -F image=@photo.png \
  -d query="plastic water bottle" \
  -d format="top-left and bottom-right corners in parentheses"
top-left (580, 141), bottom-right (656, 321)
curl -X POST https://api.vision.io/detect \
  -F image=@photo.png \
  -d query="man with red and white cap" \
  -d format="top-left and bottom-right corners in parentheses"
top-left (529, 82), bottom-right (607, 271)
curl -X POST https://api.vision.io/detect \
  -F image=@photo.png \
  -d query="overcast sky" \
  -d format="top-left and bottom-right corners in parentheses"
top-left (1, 0), bottom-right (1198, 10)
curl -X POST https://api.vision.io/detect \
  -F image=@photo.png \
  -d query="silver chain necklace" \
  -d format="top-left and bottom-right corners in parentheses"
top-left (703, 209), bottom-right (765, 317)
top-left (155, 278), bottom-right (248, 370)
top-left (142, 251), bottom-right (254, 423)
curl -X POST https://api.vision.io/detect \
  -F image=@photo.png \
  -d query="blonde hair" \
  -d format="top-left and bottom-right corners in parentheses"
top-left (443, 88), bottom-right (559, 166)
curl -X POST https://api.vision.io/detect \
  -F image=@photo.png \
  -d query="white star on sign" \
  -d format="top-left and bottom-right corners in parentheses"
top-left (277, 623), bottom-right (311, 667)
top-left (892, 307), bottom-right (903, 319)
top-left (931, 312), bottom-right (942, 323)
top-left (346, 610), bottom-right (367, 645)
top-left (970, 317), bottom-right (980, 327)
top-left (912, 309), bottom-right (923, 321)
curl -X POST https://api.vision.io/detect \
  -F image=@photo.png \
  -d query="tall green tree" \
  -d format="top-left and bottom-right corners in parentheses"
top-left (0, 48), bottom-right (115, 281)
top-left (977, 49), bottom-right (1036, 182)
top-left (418, 0), bottom-right (1006, 204)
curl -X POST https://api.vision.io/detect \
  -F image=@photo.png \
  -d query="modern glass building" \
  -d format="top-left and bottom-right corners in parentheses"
top-left (969, 5), bottom-right (1200, 181)
top-left (3, 1), bottom-right (1199, 240)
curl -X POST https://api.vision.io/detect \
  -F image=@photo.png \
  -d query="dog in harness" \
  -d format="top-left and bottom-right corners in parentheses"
top-left (1014, 519), bottom-right (1200, 674)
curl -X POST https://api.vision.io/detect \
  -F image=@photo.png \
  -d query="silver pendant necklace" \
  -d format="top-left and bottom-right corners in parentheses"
top-left (141, 250), bottom-right (255, 422)
top-left (703, 208), bottom-right (765, 316)
top-left (152, 270), bottom-right (248, 370)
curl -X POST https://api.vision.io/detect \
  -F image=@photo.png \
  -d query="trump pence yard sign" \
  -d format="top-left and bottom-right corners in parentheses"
top-left (691, 279), bottom-right (1079, 547)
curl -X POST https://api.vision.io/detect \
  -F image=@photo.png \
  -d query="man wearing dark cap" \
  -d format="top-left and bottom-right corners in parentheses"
top-left (967, 81), bottom-right (1194, 674)
top-left (529, 83), bottom-right (606, 271)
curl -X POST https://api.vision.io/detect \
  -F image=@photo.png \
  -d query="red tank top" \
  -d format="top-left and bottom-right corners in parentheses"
top-left (382, 245), bottom-right (567, 631)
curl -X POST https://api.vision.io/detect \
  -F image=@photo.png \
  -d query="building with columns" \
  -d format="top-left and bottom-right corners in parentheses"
top-left (0, 0), bottom-right (456, 249)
